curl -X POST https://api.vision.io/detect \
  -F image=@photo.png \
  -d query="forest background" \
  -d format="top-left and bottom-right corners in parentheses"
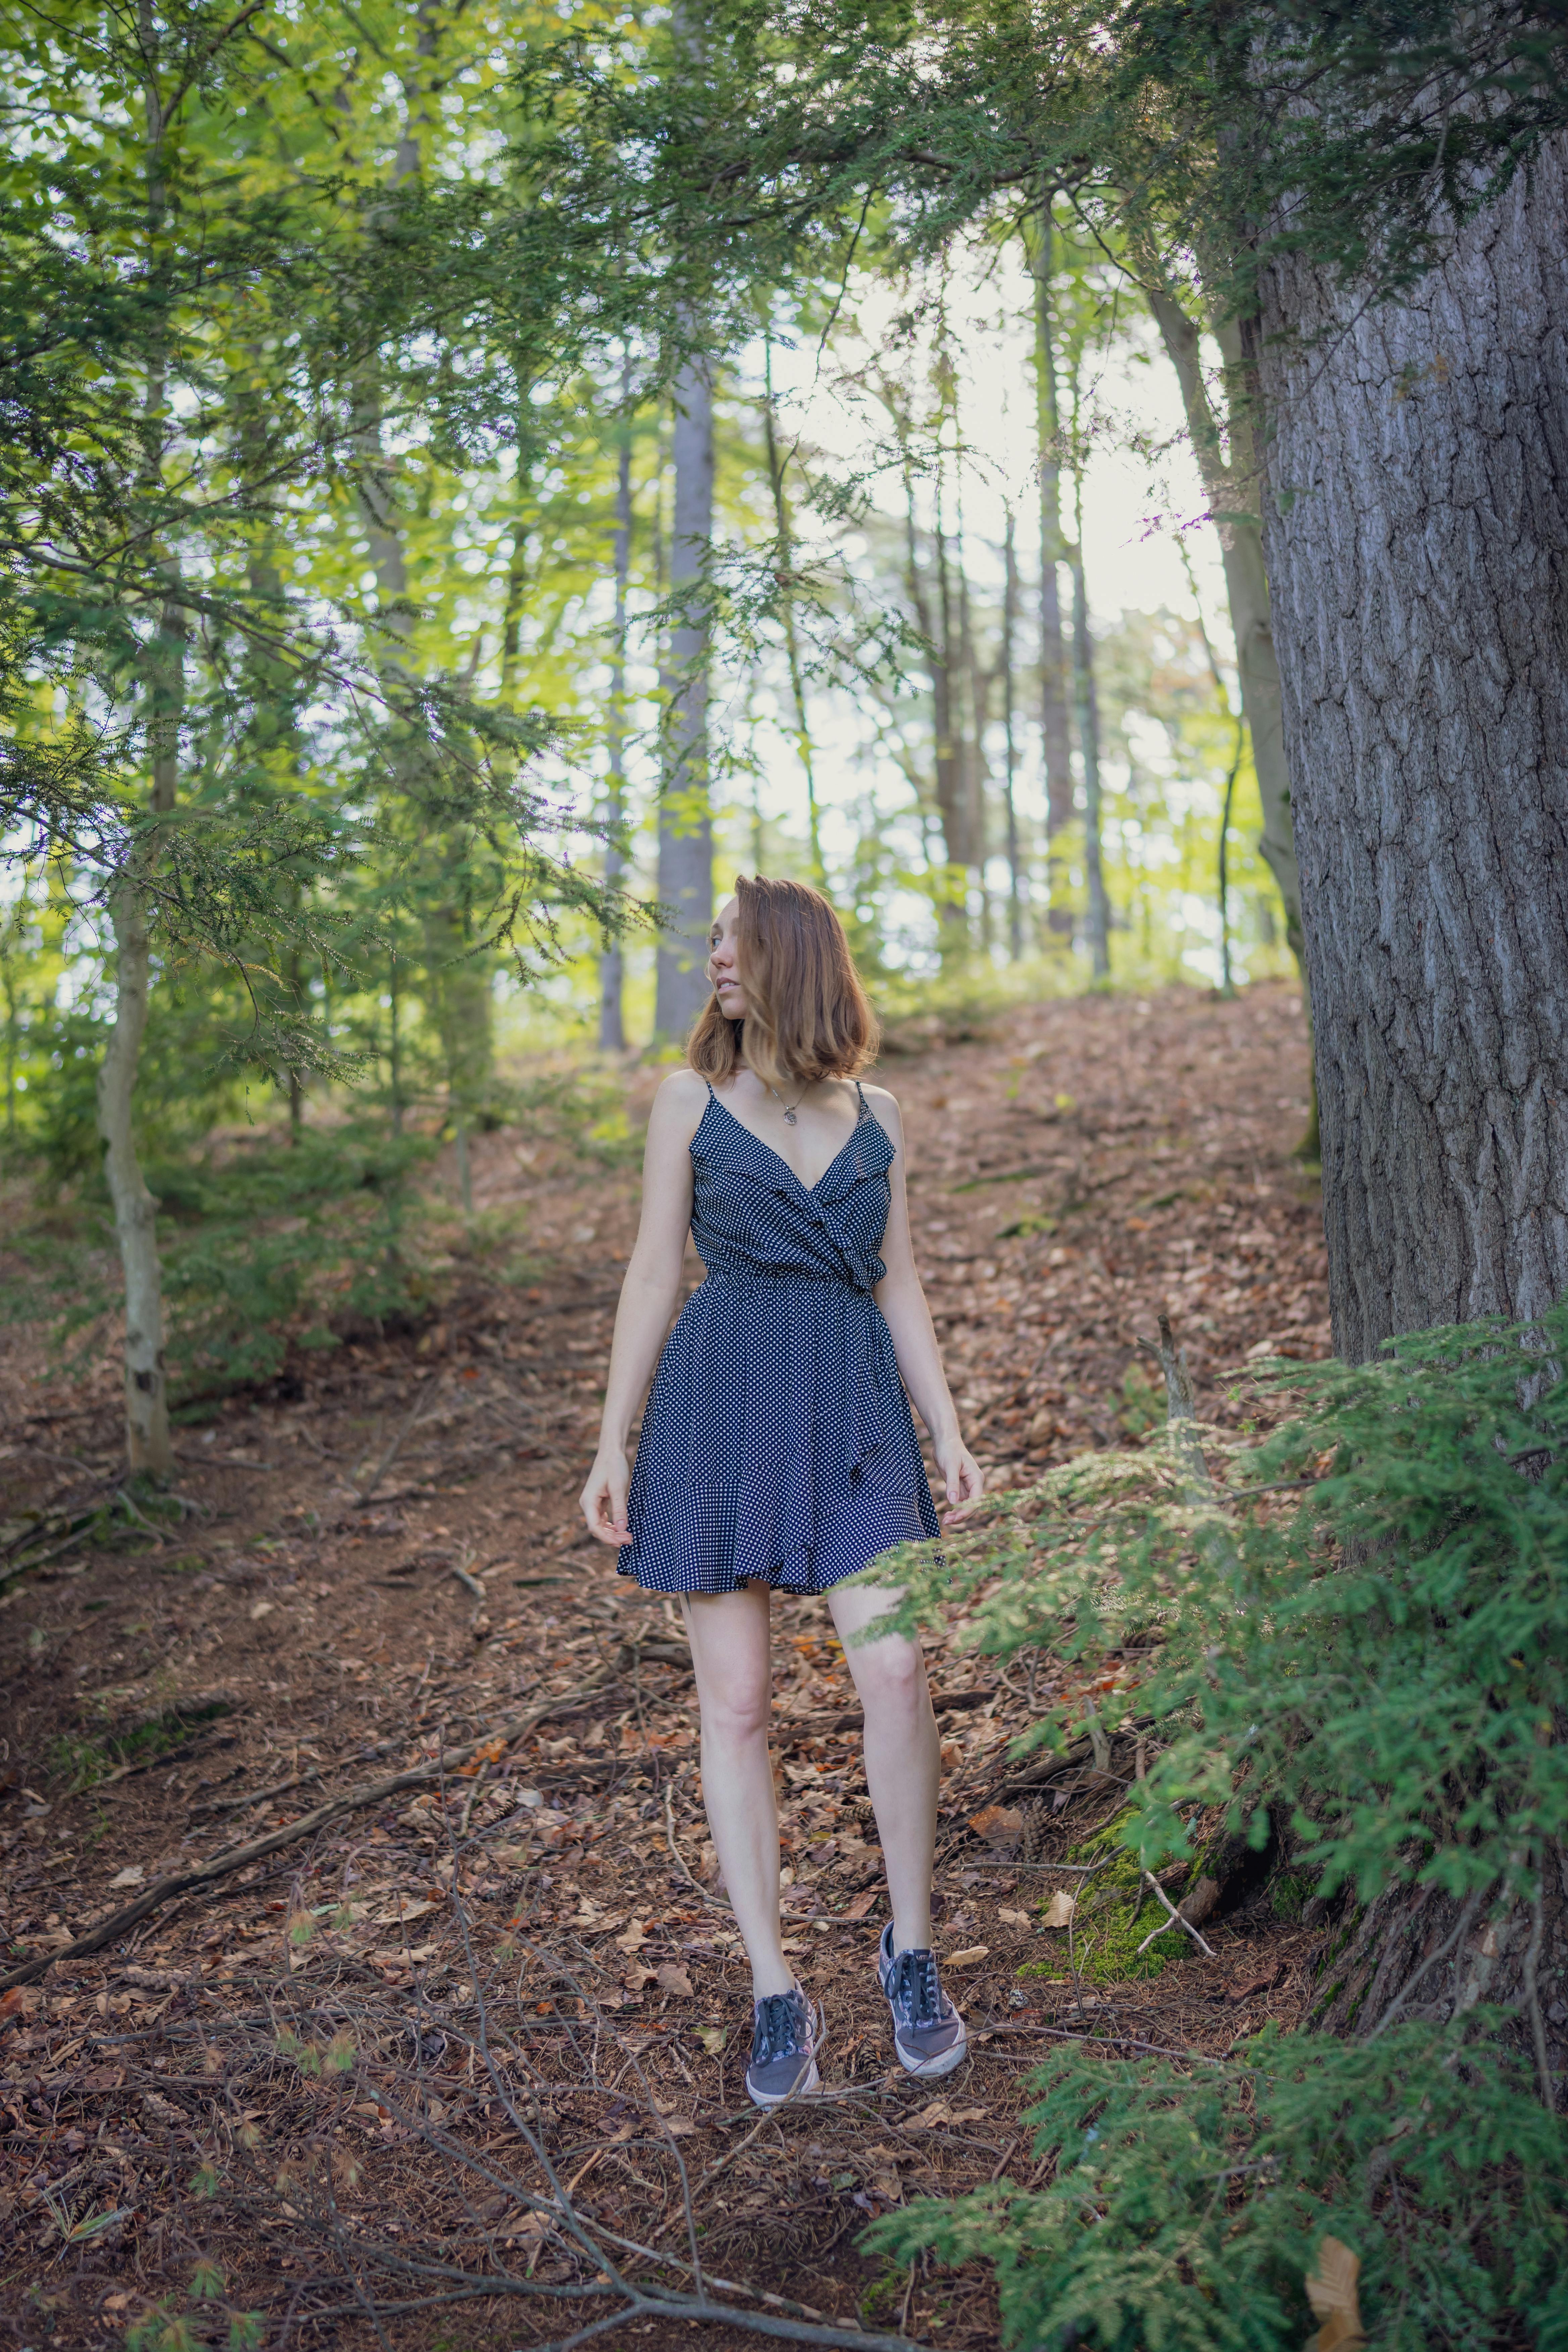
top-left (3, 4), bottom-right (1568, 2349)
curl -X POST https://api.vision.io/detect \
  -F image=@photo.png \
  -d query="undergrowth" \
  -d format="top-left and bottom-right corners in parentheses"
top-left (859, 1307), bottom-right (1568, 2346)
top-left (869, 2017), bottom-right (1568, 2352)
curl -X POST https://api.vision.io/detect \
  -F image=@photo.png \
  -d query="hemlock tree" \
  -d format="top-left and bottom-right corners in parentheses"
top-left (1257, 141), bottom-right (1568, 1361)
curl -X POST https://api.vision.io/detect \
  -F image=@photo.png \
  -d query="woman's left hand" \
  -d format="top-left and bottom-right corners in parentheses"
top-left (934, 1440), bottom-right (984, 1520)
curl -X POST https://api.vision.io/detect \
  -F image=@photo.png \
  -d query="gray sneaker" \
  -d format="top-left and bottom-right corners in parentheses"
top-left (744, 1982), bottom-right (821, 2108)
top-left (878, 1922), bottom-right (968, 2078)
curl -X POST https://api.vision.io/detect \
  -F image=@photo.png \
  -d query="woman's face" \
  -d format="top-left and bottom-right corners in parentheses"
top-left (706, 897), bottom-right (746, 1017)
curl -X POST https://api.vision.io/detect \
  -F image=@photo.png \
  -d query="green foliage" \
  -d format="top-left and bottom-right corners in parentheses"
top-left (1060, 1815), bottom-right (1179, 1986)
top-left (881, 1308), bottom-right (1568, 1916)
top-left (857, 1308), bottom-right (1568, 2344)
top-left (868, 2016), bottom-right (1568, 2352)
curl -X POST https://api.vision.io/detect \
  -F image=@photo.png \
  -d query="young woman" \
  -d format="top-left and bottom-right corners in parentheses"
top-left (580, 878), bottom-right (983, 2106)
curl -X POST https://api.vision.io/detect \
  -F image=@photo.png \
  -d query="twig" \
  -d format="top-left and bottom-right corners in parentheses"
top-left (450, 1563), bottom-right (485, 1600)
top-left (664, 1773), bottom-right (731, 1914)
top-left (1134, 1869), bottom-right (1216, 1959)
top-left (1521, 1866), bottom-right (1557, 2112)
top-left (354, 1371), bottom-right (443, 1504)
top-left (191, 1767), bottom-right (322, 1819)
top-left (458, 1756), bottom-right (493, 1838)
top-left (1, 1667), bottom-right (624, 1991)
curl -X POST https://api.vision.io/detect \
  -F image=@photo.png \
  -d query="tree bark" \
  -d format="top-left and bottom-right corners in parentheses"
top-left (1068, 473), bottom-right (1110, 982)
top-left (97, 591), bottom-right (181, 1479)
top-left (654, 349), bottom-right (715, 1041)
top-left (1309, 1857), bottom-right (1567, 2111)
top-left (1257, 132), bottom-right (1568, 1362)
top-left (599, 366), bottom-right (633, 1052)
top-left (1027, 214), bottom-right (1075, 847)
top-left (1143, 284), bottom-right (1304, 958)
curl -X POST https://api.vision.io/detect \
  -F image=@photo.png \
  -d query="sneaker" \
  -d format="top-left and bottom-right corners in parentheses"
top-left (744, 1982), bottom-right (821, 2108)
top-left (878, 1922), bottom-right (968, 2078)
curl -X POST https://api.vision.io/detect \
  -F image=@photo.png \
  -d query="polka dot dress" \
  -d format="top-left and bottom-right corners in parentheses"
top-left (621, 1081), bottom-right (942, 1596)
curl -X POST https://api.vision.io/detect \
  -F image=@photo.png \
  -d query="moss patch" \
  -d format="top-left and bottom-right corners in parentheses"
top-left (1021, 1811), bottom-right (1202, 1987)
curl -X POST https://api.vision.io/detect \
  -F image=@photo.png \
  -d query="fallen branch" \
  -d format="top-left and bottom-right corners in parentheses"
top-left (1135, 1868), bottom-right (1216, 1959)
top-left (0, 1665), bottom-right (623, 1992)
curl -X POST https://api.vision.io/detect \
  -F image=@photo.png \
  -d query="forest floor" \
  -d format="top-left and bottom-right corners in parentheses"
top-left (0, 978), bottom-right (1329, 2352)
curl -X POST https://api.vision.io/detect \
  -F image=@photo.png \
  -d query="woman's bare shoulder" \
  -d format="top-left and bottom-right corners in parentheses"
top-left (646, 1067), bottom-right (710, 1142)
top-left (858, 1079), bottom-right (904, 1135)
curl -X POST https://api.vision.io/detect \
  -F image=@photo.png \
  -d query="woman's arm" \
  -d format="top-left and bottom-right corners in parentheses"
top-left (864, 1084), bottom-right (983, 1514)
top-left (579, 1070), bottom-right (706, 1546)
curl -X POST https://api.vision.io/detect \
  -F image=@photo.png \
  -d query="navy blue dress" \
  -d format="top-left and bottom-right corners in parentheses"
top-left (621, 1080), bottom-right (942, 1596)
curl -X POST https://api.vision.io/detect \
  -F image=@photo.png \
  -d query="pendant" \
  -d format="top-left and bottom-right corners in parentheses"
top-left (783, 1109), bottom-right (798, 1125)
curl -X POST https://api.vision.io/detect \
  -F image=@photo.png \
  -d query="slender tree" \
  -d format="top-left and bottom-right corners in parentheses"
top-left (599, 360), bottom-right (635, 1051)
top-left (654, 348), bottom-right (716, 1039)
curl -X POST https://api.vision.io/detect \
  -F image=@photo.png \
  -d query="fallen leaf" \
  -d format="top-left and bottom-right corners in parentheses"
top-left (107, 1866), bottom-right (145, 1890)
top-left (657, 2114), bottom-right (697, 2136)
top-left (911, 2098), bottom-right (954, 2127)
top-left (372, 1898), bottom-right (437, 1928)
top-left (696, 2025), bottom-right (726, 2055)
top-left (945, 1945), bottom-right (990, 1969)
top-left (1040, 1891), bottom-right (1077, 1928)
top-left (654, 1962), bottom-right (694, 1997)
top-left (250, 1601), bottom-right (274, 1621)
top-left (368, 1941), bottom-right (440, 1968)
top-left (997, 1907), bottom-right (1031, 1927)
top-left (0, 1988), bottom-right (24, 2026)
top-left (968, 1804), bottom-right (1025, 1850)
top-left (614, 1919), bottom-right (648, 1954)
top-left (1305, 2236), bottom-right (1367, 2351)
top-left (841, 1889), bottom-right (881, 1920)
top-left (624, 1961), bottom-right (657, 1992)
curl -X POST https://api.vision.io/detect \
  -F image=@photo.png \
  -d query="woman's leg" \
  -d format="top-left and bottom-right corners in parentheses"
top-left (827, 1579), bottom-right (939, 1954)
top-left (680, 1582), bottom-right (793, 2000)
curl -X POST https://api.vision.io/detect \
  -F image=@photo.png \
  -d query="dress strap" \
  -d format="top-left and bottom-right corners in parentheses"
top-left (703, 1078), bottom-right (715, 1099)
top-left (853, 1079), bottom-right (869, 1118)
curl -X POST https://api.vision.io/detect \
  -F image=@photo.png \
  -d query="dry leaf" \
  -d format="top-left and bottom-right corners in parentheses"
top-left (945, 1945), bottom-right (989, 1968)
top-left (968, 1804), bottom-right (1025, 1850)
top-left (1305, 2236), bottom-right (1366, 2351)
top-left (841, 1889), bottom-right (881, 1920)
top-left (250, 1601), bottom-right (274, 1620)
top-left (368, 1941), bottom-right (439, 1967)
top-left (372, 1897), bottom-right (437, 1927)
top-left (654, 1963), bottom-right (694, 1997)
top-left (624, 1961), bottom-right (657, 1992)
top-left (1040, 1891), bottom-right (1077, 1928)
top-left (997, 1907), bottom-right (1031, 1927)
top-left (614, 1919), bottom-right (648, 1954)
top-left (107, 1865), bottom-right (145, 1890)
top-left (696, 2025), bottom-right (727, 2055)
top-left (911, 2097), bottom-right (954, 2127)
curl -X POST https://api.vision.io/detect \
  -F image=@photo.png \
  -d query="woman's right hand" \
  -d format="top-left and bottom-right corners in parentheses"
top-left (580, 1449), bottom-right (633, 1548)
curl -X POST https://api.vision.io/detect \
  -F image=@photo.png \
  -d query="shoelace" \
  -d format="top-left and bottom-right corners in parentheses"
top-left (752, 1991), bottom-right (805, 2065)
top-left (891, 1948), bottom-right (945, 2027)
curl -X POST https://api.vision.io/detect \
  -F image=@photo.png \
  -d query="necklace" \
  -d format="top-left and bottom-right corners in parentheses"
top-left (767, 1079), bottom-right (807, 1127)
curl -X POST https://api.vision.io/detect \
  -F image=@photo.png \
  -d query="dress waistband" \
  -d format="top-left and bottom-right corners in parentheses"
top-left (698, 1261), bottom-right (874, 1296)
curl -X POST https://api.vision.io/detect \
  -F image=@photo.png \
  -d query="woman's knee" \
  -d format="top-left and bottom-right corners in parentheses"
top-left (852, 1634), bottom-right (931, 1721)
top-left (697, 1676), bottom-right (772, 1748)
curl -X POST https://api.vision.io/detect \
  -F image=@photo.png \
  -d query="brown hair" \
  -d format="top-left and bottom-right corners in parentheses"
top-left (687, 876), bottom-right (880, 1087)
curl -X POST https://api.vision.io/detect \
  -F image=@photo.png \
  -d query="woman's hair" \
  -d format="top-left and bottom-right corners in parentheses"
top-left (687, 876), bottom-right (879, 1087)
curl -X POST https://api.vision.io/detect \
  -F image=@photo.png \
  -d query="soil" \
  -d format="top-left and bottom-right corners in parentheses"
top-left (0, 979), bottom-right (1327, 2350)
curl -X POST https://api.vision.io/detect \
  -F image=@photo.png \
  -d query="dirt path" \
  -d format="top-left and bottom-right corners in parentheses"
top-left (0, 981), bottom-right (1325, 2349)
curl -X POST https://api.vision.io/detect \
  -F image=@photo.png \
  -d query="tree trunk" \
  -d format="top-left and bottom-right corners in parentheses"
top-left (654, 350), bottom-right (715, 1042)
top-left (763, 335), bottom-right (825, 889)
top-left (1068, 474), bottom-right (1110, 981)
top-left (1257, 132), bottom-right (1568, 1363)
top-left (1309, 1857), bottom-right (1567, 2111)
top-left (599, 366), bottom-right (633, 1052)
top-left (1028, 214), bottom-right (1076, 848)
top-left (97, 590), bottom-right (181, 1479)
top-left (1001, 511), bottom-right (1024, 958)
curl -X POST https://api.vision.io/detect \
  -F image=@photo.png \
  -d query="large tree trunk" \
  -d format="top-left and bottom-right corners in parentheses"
top-left (1257, 133), bottom-right (1568, 1364)
top-left (1309, 1856), bottom-right (1567, 2111)
top-left (654, 349), bottom-right (715, 1041)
